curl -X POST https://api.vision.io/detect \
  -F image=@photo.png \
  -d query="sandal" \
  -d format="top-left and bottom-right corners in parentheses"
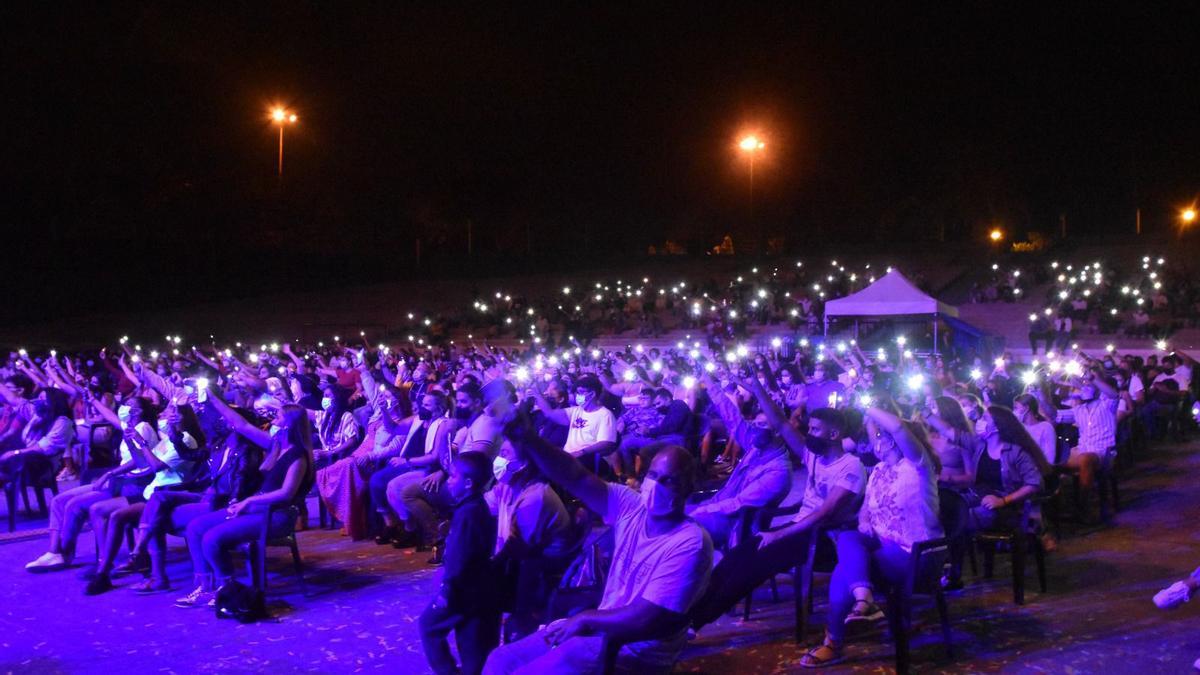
top-left (799, 641), bottom-right (844, 668)
top-left (131, 579), bottom-right (171, 595)
top-left (845, 599), bottom-right (884, 623)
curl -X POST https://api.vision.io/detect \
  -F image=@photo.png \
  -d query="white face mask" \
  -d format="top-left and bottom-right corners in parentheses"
top-left (640, 477), bottom-right (675, 516)
top-left (321, 397), bottom-right (332, 410)
top-left (574, 393), bottom-right (589, 407)
top-left (492, 456), bottom-right (525, 484)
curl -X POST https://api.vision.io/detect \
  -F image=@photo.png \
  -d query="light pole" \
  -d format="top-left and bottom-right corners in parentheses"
top-left (271, 106), bottom-right (298, 179)
top-left (739, 135), bottom-right (765, 251)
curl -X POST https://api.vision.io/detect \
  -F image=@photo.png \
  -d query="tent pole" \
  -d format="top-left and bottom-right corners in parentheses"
top-left (823, 316), bottom-right (828, 337)
top-left (854, 319), bottom-right (859, 340)
top-left (933, 313), bottom-right (939, 354)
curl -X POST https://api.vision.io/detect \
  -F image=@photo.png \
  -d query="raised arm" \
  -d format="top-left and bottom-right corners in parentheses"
top-left (865, 405), bottom-right (924, 464)
top-left (741, 376), bottom-right (806, 458)
top-left (206, 387), bottom-right (272, 448)
top-left (507, 417), bottom-right (608, 516)
top-left (527, 387), bottom-right (569, 427)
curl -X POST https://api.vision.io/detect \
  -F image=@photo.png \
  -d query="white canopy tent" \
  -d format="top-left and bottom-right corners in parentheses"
top-left (823, 270), bottom-right (959, 350)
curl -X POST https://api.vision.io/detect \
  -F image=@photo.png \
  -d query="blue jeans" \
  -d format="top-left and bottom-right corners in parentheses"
top-left (369, 462), bottom-right (416, 524)
top-left (184, 507), bottom-right (290, 587)
top-left (827, 530), bottom-right (915, 643)
top-left (483, 629), bottom-right (658, 675)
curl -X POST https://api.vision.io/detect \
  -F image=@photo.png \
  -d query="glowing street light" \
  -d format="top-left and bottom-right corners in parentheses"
top-left (989, 228), bottom-right (1004, 243)
top-left (269, 105), bottom-right (298, 179)
top-left (1182, 208), bottom-right (1197, 225)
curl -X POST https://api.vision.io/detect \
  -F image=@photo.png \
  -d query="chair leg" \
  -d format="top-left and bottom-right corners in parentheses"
top-left (19, 484), bottom-right (32, 514)
top-left (768, 576), bottom-right (779, 602)
top-left (795, 563), bottom-right (813, 645)
top-left (742, 589), bottom-right (752, 621)
top-left (935, 589), bottom-right (953, 658)
top-left (1109, 474), bottom-right (1120, 513)
top-left (982, 544), bottom-right (995, 579)
top-left (289, 540), bottom-right (307, 596)
top-left (1033, 534), bottom-right (1047, 593)
top-left (1011, 535), bottom-right (1026, 605)
top-left (34, 486), bottom-right (48, 514)
top-left (5, 484), bottom-right (16, 533)
top-left (887, 588), bottom-right (911, 675)
top-left (966, 536), bottom-right (978, 577)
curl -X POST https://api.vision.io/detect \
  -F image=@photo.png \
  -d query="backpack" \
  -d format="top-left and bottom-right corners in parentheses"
top-left (214, 579), bottom-right (267, 623)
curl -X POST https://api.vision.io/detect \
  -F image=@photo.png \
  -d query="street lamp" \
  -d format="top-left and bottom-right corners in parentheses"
top-left (739, 134), bottom-right (766, 251)
top-left (270, 106), bottom-right (298, 179)
top-left (989, 228), bottom-right (1004, 242)
top-left (1181, 208), bottom-right (1196, 225)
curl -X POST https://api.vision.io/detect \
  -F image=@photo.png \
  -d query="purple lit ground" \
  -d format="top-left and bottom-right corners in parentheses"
top-left (2, 439), bottom-right (1199, 674)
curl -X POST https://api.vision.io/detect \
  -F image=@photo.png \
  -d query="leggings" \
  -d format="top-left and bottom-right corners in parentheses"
top-left (827, 531), bottom-right (915, 643)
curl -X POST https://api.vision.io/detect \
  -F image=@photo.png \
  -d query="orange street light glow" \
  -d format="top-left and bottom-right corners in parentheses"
top-left (739, 135), bottom-right (765, 152)
top-left (1182, 208), bottom-right (1196, 224)
top-left (989, 228), bottom-right (1004, 241)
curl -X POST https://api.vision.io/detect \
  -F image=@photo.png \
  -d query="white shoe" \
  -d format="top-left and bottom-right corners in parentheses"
top-left (175, 585), bottom-right (213, 608)
top-left (25, 552), bottom-right (65, 571)
top-left (1153, 581), bottom-right (1192, 609)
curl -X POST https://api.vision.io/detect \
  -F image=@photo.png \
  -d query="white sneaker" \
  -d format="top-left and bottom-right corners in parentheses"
top-left (1153, 581), bottom-right (1192, 609)
top-left (25, 552), bottom-right (65, 571)
top-left (175, 585), bottom-right (213, 608)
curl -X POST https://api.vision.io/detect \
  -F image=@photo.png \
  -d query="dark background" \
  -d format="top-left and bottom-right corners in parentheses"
top-left (2, 3), bottom-right (1199, 322)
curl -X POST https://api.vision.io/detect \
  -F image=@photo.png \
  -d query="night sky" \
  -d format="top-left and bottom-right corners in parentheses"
top-left (3, 4), bottom-right (1199, 321)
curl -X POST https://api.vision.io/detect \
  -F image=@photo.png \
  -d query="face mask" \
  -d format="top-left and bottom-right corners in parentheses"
top-left (966, 409), bottom-right (980, 422)
top-left (321, 397), bottom-right (332, 410)
top-left (978, 418), bottom-right (998, 438)
top-left (748, 425), bottom-right (777, 446)
top-left (492, 456), bottom-right (525, 484)
top-left (157, 418), bottom-right (168, 430)
top-left (454, 406), bottom-right (473, 420)
top-left (574, 393), bottom-right (589, 407)
top-left (804, 433), bottom-right (829, 453)
top-left (32, 400), bottom-right (50, 416)
top-left (640, 477), bottom-right (675, 517)
top-left (417, 407), bottom-right (434, 421)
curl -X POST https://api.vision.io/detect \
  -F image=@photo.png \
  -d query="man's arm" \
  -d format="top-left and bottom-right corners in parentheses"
top-left (527, 388), bottom-right (569, 427)
top-left (741, 376), bottom-right (806, 458)
top-left (549, 597), bottom-right (688, 646)
top-left (509, 423), bottom-right (608, 517)
top-left (757, 486), bottom-right (856, 548)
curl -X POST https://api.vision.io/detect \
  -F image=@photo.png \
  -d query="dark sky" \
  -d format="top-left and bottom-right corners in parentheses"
top-left (3, 4), bottom-right (1199, 320)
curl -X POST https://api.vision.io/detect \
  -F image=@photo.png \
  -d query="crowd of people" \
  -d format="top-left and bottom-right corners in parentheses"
top-left (2, 303), bottom-right (1196, 673)
top-left (1, 251), bottom-right (1196, 672)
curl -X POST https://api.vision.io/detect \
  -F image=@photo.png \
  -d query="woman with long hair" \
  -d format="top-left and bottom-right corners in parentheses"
top-left (800, 401), bottom-right (943, 667)
top-left (941, 405), bottom-right (1051, 590)
top-left (922, 395), bottom-right (980, 483)
top-left (84, 400), bottom-right (205, 594)
top-left (1013, 394), bottom-right (1057, 465)
top-left (25, 396), bottom-right (157, 572)
top-left (175, 399), bottom-right (314, 608)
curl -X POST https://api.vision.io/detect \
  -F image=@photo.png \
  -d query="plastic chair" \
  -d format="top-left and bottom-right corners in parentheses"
top-left (973, 498), bottom-right (1047, 605)
top-left (4, 454), bottom-right (59, 532)
top-left (242, 502), bottom-right (306, 596)
top-left (886, 487), bottom-right (962, 673)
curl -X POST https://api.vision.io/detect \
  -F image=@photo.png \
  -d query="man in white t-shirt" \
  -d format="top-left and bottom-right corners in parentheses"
top-left (484, 423), bottom-right (711, 675)
top-left (529, 376), bottom-right (617, 465)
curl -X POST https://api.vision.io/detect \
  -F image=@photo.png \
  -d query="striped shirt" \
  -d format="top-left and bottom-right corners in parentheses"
top-left (1063, 396), bottom-right (1118, 455)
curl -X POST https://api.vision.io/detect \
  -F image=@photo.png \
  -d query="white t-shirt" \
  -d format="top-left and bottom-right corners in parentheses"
top-left (563, 405), bottom-right (616, 456)
top-left (1024, 420), bottom-right (1058, 465)
top-left (1128, 374), bottom-right (1145, 400)
top-left (794, 451), bottom-right (866, 528)
top-left (859, 452), bottom-right (942, 551)
top-left (142, 431), bottom-right (198, 500)
top-left (600, 484), bottom-right (712, 668)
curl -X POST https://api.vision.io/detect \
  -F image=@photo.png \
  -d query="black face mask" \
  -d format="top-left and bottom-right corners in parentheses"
top-left (454, 406), bottom-right (473, 420)
top-left (656, 405), bottom-right (670, 414)
top-left (751, 426), bottom-right (775, 449)
top-left (805, 433), bottom-right (830, 453)
top-left (417, 408), bottom-right (434, 421)
top-left (32, 400), bottom-right (50, 416)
